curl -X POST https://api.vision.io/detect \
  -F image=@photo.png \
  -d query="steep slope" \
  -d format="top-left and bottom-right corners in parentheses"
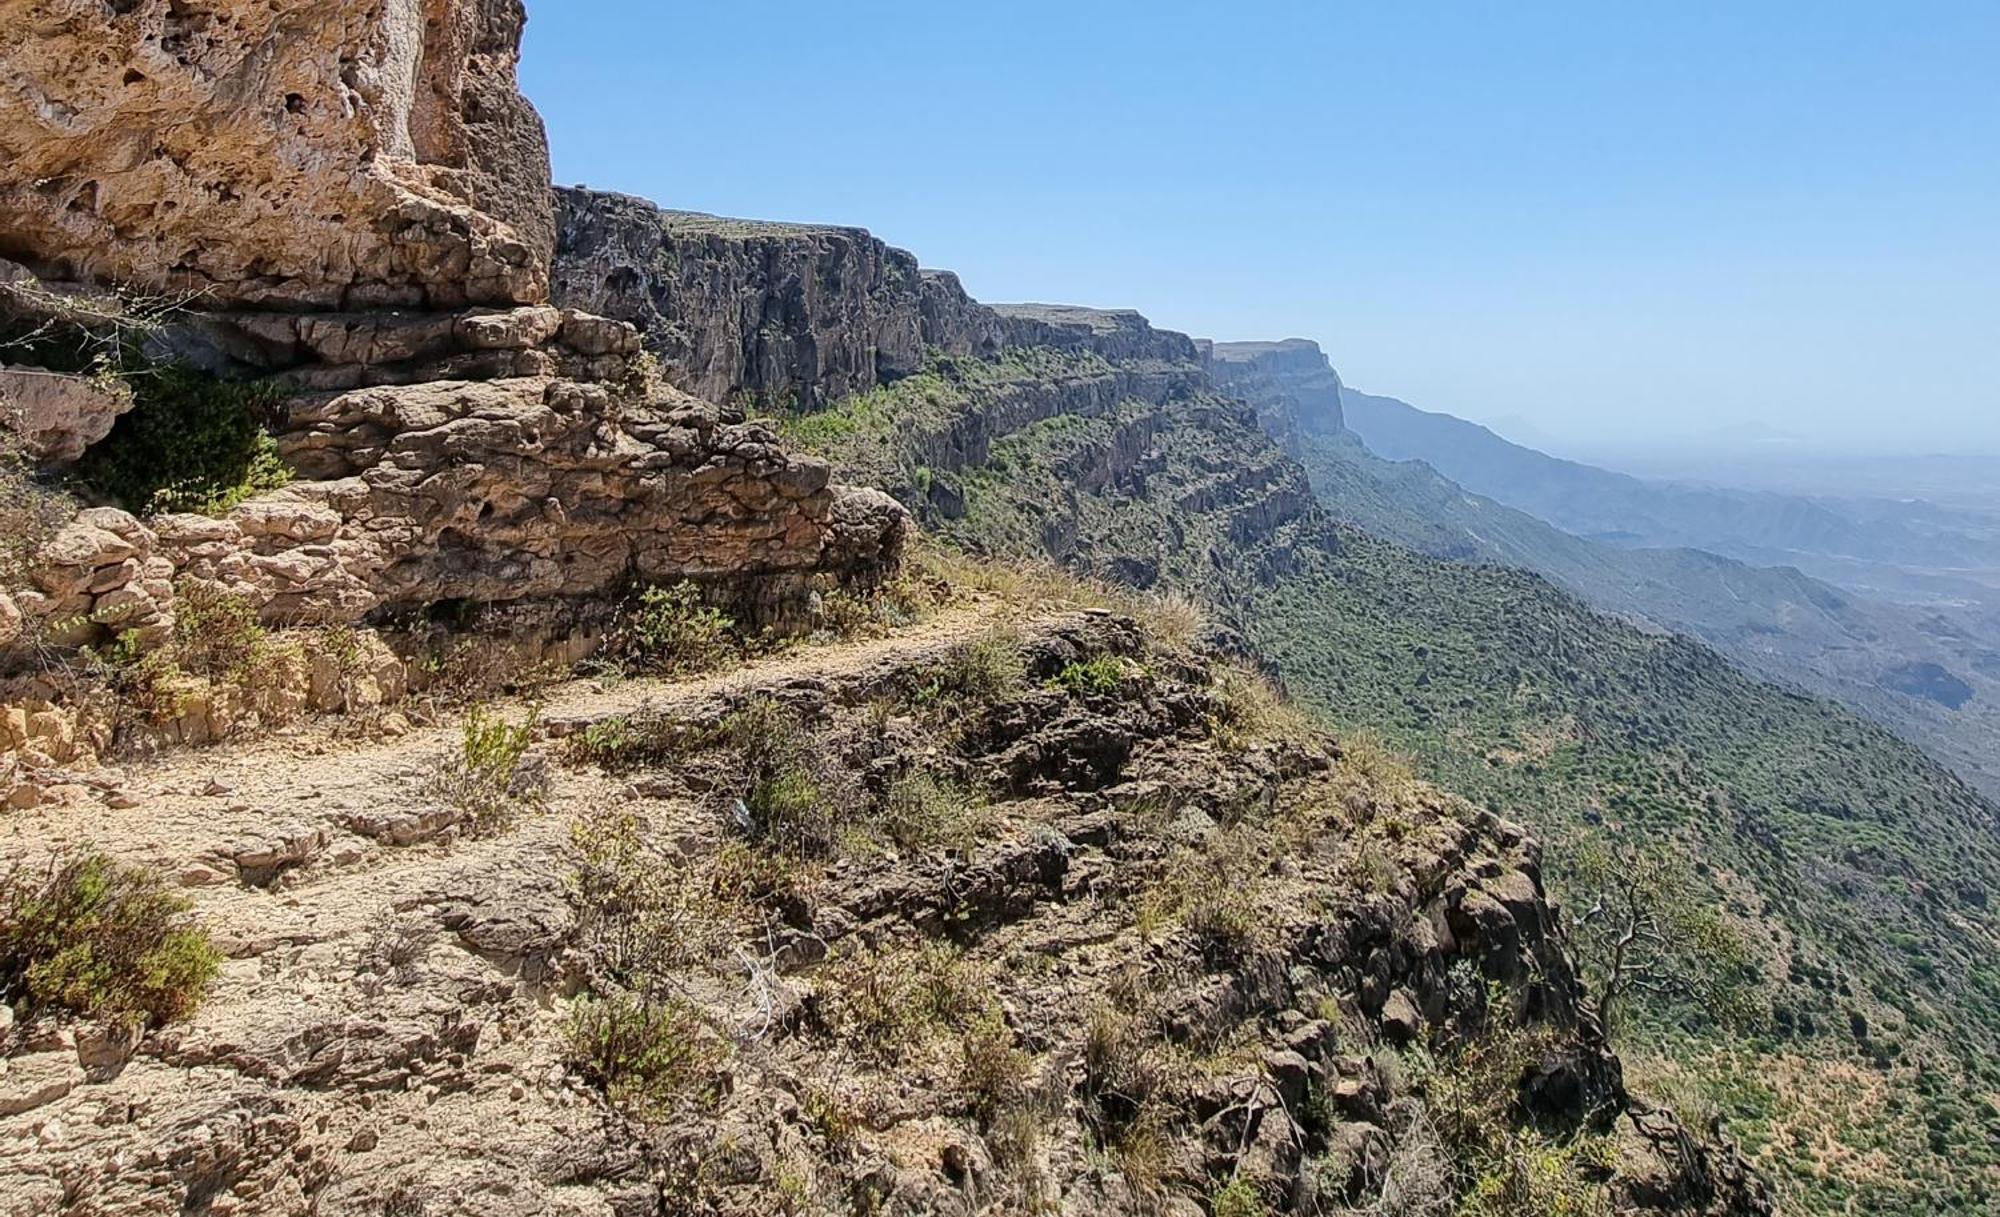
top-left (557, 208), bottom-right (2000, 1210)
top-left (0, 10), bottom-right (1765, 1217)
top-left (1, 582), bottom-right (1770, 1215)
top-left (1210, 342), bottom-right (2000, 802)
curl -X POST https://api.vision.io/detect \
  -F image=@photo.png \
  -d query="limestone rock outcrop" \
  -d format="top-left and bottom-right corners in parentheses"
top-left (553, 187), bottom-right (1004, 409)
top-left (0, 3), bottom-right (909, 675)
top-left (0, 0), bottom-right (553, 309)
top-left (1207, 338), bottom-right (1347, 433)
top-left (989, 303), bottom-right (1204, 365)
top-left (0, 366), bottom-right (133, 463)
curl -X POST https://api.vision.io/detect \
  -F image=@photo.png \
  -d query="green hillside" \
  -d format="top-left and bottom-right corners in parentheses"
top-left (775, 337), bottom-right (2000, 1214)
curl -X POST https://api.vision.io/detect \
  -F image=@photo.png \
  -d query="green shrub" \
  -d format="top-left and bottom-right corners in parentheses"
top-left (565, 993), bottom-right (724, 1117)
top-left (621, 581), bottom-right (736, 675)
top-left (913, 629), bottom-right (1026, 708)
top-left (0, 848), bottom-right (222, 1025)
top-left (1209, 1177), bottom-right (1267, 1217)
top-left (77, 365), bottom-right (290, 516)
top-left (726, 698), bottom-right (849, 858)
top-left (427, 705), bottom-right (545, 835)
top-left (1048, 654), bottom-right (1130, 698)
top-left (170, 580), bottom-right (267, 681)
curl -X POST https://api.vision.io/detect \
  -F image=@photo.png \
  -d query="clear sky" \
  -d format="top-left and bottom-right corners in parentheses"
top-left (521, 2), bottom-right (2000, 455)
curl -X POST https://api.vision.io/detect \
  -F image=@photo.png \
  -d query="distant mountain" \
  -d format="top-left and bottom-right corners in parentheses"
top-left (1338, 387), bottom-right (2000, 601)
top-left (1210, 342), bottom-right (2000, 803)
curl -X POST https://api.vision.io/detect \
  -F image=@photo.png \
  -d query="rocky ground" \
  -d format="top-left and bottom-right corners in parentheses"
top-left (0, 581), bottom-right (1765, 1215)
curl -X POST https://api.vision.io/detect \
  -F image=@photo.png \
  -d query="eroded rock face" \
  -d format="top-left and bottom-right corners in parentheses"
top-left (553, 188), bottom-right (1005, 409)
top-left (0, 0), bottom-right (553, 310)
top-left (1206, 338), bottom-right (1347, 435)
top-left (989, 303), bottom-right (1204, 365)
top-left (18, 378), bottom-right (907, 648)
top-left (0, 365), bottom-right (134, 463)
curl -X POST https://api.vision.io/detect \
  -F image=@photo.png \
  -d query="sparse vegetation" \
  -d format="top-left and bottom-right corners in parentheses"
top-left (76, 365), bottom-right (291, 516)
top-left (617, 580), bottom-right (736, 675)
top-left (0, 848), bottom-right (222, 1025)
top-left (726, 697), bottom-right (853, 860)
top-left (564, 993), bottom-right (725, 1117)
top-left (426, 704), bottom-right (546, 836)
top-left (912, 627), bottom-right (1027, 709)
top-left (1137, 830), bottom-right (1266, 954)
top-left (816, 941), bottom-right (989, 1058)
top-left (97, 579), bottom-right (273, 725)
top-left (0, 442), bottom-right (74, 595)
top-left (568, 804), bottom-right (739, 984)
top-left (876, 768), bottom-right (985, 851)
top-left (1049, 653), bottom-right (1131, 698)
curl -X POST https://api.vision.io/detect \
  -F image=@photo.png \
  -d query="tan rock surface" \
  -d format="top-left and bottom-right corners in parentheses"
top-left (0, 0), bottom-right (553, 310)
top-left (0, 366), bottom-right (134, 463)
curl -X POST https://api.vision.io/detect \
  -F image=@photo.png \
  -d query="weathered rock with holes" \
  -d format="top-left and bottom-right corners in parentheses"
top-left (0, 0), bottom-right (552, 310)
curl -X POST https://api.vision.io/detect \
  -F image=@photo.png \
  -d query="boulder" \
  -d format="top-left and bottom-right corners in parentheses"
top-left (0, 367), bottom-right (134, 463)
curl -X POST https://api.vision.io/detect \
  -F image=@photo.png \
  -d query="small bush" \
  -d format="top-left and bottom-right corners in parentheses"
top-left (77, 365), bottom-right (290, 516)
top-left (565, 992), bottom-right (724, 1117)
top-left (0, 848), bottom-right (222, 1025)
top-left (726, 698), bottom-right (854, 859)
top-left (170, 580), bottom-right (267, 681)
top-left (818, 941), bottom-right (986, 1057)
top-left (913, 629), bottom-right (1026, 708)
top-left (876, 768), bottom-right (983, 851)
top-left (563, 710), bottom-right (721, 773)
top-left (1048, 654), bottom-right (1130, 698)
top-left (620, 581), bottom-right (735, 675)
top-left (1210, 1177), bottom-right (1267, 1217)
top-left (427, 705), bottom-right (545, 836)
top-left (569, 806), bottom-right (738, 984)
top-left (960, 1007), bottom-right (1031, 1125)
top-left (0, 448), bottom-right (74, 593)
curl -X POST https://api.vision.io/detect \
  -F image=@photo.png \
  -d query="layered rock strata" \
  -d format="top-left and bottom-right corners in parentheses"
top-left (0, 3), bottom-right (908, 684)
top-left (553, 188), bottom-right (1004, 409)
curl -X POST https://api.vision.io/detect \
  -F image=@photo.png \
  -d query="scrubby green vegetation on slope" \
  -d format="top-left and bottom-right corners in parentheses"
top-left (781, 348), bottom-right (2000, 1214)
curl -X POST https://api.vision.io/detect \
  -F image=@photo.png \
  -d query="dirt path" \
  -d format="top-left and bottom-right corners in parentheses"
top-left (2, 595), bottom-right (1029, 930)
top-left (2, 593), bottom-right (1080, 1212)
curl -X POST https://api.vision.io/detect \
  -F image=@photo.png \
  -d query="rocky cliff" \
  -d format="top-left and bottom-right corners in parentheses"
top-left (1207, 340), bottom-right (1346, 444)
top-left (0, 6), bottom-right (1784, 1215)
top-left (553, 188), bottom-right (1003, 410)
top-left (0, 0), bottom-right (554, 310)
top-left (0, 3), bottom-right (904, 762)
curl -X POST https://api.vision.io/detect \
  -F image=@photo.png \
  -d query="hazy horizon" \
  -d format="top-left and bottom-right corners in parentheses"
top-left (522, 2), bottom-right (2000, 456)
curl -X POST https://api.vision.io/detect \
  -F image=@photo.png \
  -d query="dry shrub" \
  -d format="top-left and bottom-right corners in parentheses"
top-left (564, 992), bottom-right (726, 1118)
top-left (1210, 665), bottom-right (1321, 752)
top-left (569, 805), bottom-right (739, 985)
top-left (1137, 829), bottom-right (1268, 954)
top-left (0, 847), bottom-right (221, 1025)
top-left (816, 941), bottom-right (989, 1059)
top-left (425, 704), bottom-right (546, 836)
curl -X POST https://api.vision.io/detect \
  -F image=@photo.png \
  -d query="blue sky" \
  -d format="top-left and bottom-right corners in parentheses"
top-left (522, 2), bottom-right (2000, 455)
